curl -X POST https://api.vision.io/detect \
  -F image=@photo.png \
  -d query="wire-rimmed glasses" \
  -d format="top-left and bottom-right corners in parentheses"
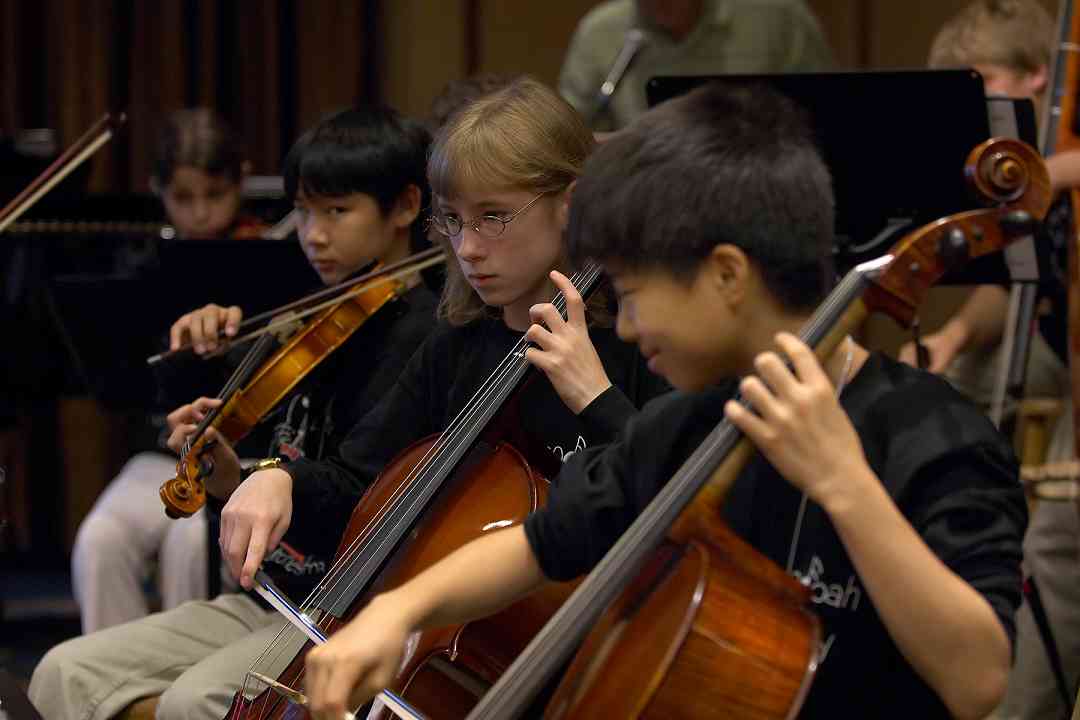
top-left (429, 192), bottom-right (547, 239)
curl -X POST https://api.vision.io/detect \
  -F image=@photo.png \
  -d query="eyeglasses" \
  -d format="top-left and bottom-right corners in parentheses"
top-left (429, 192), bottom-right (547, 239)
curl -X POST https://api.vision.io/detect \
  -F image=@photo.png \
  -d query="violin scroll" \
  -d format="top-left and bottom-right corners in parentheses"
top-left (160, 454), bottom-right (209, 519)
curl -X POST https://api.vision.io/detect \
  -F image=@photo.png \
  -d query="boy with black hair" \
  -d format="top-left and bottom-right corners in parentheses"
top-left (303, 83), bottom-right (1027, 720)
top-left (31, 106), bottom-right (440, 720)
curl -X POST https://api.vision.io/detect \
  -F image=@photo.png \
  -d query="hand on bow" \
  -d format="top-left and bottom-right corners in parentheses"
top-left (170, 303), bottom-right (244, 355)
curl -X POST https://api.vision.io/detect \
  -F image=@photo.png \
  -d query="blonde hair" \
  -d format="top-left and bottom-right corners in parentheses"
top-left (928, 0), bottom-right (1053, 74)
top-left (428, 76), bottom-right (595, 326)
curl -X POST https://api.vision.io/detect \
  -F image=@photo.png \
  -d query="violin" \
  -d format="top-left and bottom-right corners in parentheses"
top-left (463, 138), bottom-right (1051, 719)
top-left (158, 248), bottom-right (445, 518)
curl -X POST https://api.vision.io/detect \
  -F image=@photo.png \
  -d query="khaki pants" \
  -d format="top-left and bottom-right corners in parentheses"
top-left (28, 593), bottom-right (306, 720)
top-left (71, 452), bottom-right (209, 633)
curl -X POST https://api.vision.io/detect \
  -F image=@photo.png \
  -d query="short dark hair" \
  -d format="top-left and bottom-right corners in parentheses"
top-left (154, 108), bottom-right (243, 186)
top-left (568, 83), bottom-right (835, 312)
top-left (283, 106), bottom-right (432, 241)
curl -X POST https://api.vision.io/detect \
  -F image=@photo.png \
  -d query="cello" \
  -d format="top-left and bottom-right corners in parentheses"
top-left (223, 263), bottom-right (613, 720)
top-left (460, 137), bottom-right (1050, 719)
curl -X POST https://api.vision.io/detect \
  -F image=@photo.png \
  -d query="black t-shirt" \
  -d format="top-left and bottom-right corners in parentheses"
top-left (285, 315), bottom-right (672, 559)
top-left (207, 283), bottom-right (438, 599)
top-left (525, 353), bottom-right (1026, 718)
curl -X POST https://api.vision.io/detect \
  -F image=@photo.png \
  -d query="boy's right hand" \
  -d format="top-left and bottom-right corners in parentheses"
top-left (220, 467), bottom-right (293, 589)
top-left (166, 397), bottom-right (243, 499)
top-left (170, 303), bottom-right (244, 354)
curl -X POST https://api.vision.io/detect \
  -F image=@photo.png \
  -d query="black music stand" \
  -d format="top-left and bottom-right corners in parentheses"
top-left (48, 238), bottom-right (319, 411)
top-left (644, 69), bottom-right (1047, 281)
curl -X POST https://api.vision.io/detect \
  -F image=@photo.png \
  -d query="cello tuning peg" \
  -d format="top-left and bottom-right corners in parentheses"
top-left (937, 227), bottom-right (970, 270)
top-left (999, 210), bottom-right (1037, 238)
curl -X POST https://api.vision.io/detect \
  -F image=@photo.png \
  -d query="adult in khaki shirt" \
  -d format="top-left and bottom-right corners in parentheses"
top-left (558, 0), bottom-right (832, 131)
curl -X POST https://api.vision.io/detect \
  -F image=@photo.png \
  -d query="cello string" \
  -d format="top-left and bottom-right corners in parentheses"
top-left (467, 267), bottom-right (869, 716)
top-left (241, 277), bottom-right (550, 675)
top-left (261, 265), bottom-right (601, 686)
top-left (307, 263), bottom-right (602, 613)
top-left (216, 269), bottom-right (440, 720)
top-left (240, 318), bottom-right (538, 680)
top-left (303, 263), bottom-right (600, 609)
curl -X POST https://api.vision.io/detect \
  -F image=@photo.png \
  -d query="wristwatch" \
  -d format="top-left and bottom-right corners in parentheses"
top-left (240, 457), bottom-right (284, 480)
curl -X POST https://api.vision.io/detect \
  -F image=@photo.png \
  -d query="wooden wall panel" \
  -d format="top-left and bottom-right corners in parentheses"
top-left (806, 0), bottom-right (863, 69)
top-left (231, 0), bottom-right (285, 174)
top-left (39, 0), bottom-right (117, 190)
top-left (294, 0), bottom-right (368, 134)
top-left (475, 0), bottom-right (594, 87)
top-left (0, 2), bottom-right (24, 135)
top-left (0, 0), bottom-right (1070, 191)
top-left (867, 0), bottom-right (975, 68)
top-left (380, 0), bottom-right (469, 121)
top-left (125, 2), bottom-right (189, 192)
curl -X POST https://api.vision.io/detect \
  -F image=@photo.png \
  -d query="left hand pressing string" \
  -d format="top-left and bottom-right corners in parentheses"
top-left (524, 270), bottom-right (612, 414)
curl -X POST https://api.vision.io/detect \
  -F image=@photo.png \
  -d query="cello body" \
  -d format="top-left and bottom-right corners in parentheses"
top-left (225, 435), bottom-right (575, 720)
top-left (460, 139), bottom-right (1051, 720)
top-left (225, 264), bottom-right (612, 720)
top-left (544, 520), bottom-right (818, 720)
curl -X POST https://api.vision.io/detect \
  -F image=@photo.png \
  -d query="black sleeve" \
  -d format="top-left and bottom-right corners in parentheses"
top-left (905, 444), bottom-right (1028, 649)
top-left (524, 441), bottom-right (641, 581)
top-left (325, 291), bottom-right (439, 451)
top-left (285, 339), bottom-right (439, 534)
top-left (576, 385), bottom-right (638, 444)
top-left (524, 390), bottom-right (709, 580)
